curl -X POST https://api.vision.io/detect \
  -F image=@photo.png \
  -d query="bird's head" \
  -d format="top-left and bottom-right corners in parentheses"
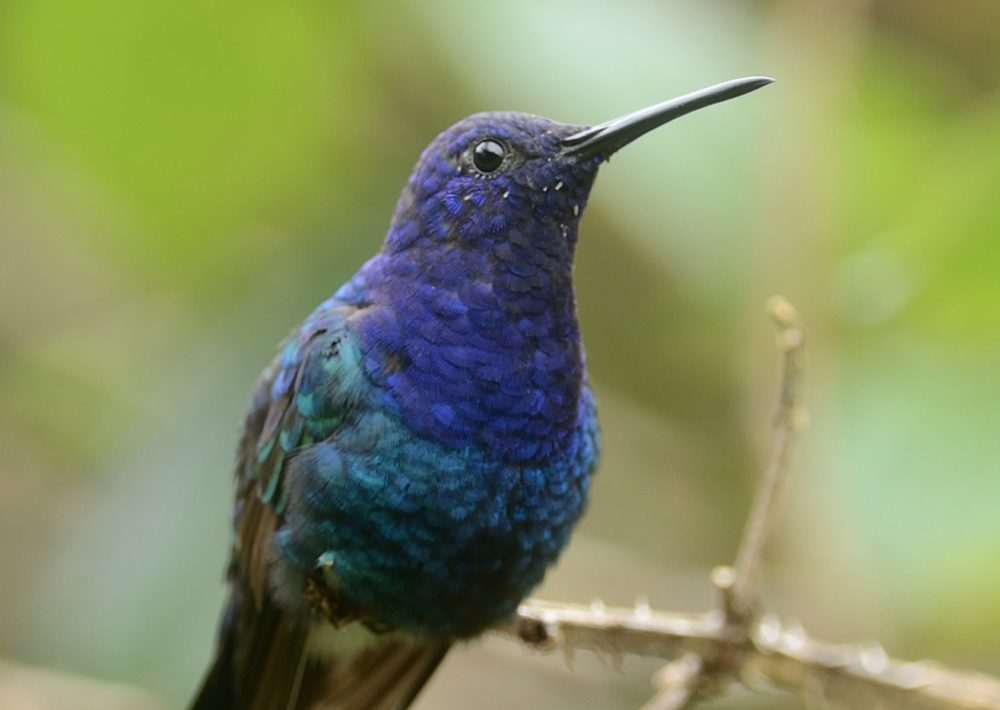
top-left (343, 78), bottom-right (772, 461)
top-left (385, 76), bottom-right (773, 256)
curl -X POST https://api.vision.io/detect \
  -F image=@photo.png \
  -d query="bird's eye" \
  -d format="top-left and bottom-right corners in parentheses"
top-left (472, 139), bottom-right (506, 174)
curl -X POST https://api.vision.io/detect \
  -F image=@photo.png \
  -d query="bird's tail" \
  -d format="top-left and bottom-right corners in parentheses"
top-left (190, 636), bottom-right (236, 710)
top-left (191, 589), bottom-right (449, 710)
top-left (190, 588), bottom-right (310, 710)
top-left (298, 639), bottom-right (449, 710)
top-left (190, 591), bottom-right (240, 710)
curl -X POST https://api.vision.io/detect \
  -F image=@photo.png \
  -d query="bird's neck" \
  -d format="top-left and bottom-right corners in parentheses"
top-left (345, 223), bottom-right (586, 463)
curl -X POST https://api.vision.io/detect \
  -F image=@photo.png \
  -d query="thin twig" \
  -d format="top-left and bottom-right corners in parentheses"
top-left (730, 295), bottom-right (804, 620)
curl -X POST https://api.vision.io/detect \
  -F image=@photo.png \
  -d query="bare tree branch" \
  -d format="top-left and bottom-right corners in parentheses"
top-left (500, 600), bottom-right (1000, 710)
top-left (492, 296), bottom-right (1000, 709)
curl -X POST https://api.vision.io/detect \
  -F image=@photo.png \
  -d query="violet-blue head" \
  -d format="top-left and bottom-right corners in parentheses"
top-left (192, 76), bottom-right (772, 710)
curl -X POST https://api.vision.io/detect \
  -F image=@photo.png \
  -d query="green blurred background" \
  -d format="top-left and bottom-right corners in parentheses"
top-left (1, 1), bottom-right (998, 708)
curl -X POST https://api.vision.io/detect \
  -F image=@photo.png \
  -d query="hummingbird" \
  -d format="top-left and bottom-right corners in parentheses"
top-left (191, 76), bottom-right (771, 710)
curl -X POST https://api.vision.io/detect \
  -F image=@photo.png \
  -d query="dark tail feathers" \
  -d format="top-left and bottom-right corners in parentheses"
top-left (190, 590), bottom-right (448, 710)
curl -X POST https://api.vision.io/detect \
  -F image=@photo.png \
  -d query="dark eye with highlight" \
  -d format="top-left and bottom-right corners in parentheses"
top-left (472, 139), bottom-right (506, 174)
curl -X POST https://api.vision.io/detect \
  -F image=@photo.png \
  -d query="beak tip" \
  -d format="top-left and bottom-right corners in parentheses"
top-left (731, 75), bottom-right (776, 96)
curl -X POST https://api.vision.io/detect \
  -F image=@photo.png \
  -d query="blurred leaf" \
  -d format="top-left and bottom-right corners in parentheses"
top-left (833, 343), bottom-right (1000, 644)
top-left (0, 0), bottom-right (376, 283)
top-left (829, 31), bottom-right (1000, 648)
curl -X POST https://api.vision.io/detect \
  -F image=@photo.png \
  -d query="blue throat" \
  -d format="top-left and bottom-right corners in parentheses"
top-left (344, 236), bottom-right (583, 464)
top-left (336, 113), bottom-right (600, 464)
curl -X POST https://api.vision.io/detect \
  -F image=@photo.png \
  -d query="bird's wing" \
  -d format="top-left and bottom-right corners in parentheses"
top-left (195, 303), bottom-right (448, 710)
top-left (234, 307), bottom-right (365, 610)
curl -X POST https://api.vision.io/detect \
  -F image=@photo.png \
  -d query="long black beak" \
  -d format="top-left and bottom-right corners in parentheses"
top-left (561, 76), bottom-right (773, 158)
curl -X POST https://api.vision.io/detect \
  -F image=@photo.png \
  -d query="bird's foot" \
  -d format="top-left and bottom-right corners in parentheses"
top-left (303, 557), bottom-right (354, 628)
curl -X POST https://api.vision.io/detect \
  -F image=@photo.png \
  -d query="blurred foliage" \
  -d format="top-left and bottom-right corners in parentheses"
top-left (0, 1), bottom-right (998, 707)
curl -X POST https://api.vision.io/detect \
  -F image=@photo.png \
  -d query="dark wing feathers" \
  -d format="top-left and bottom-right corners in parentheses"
top-left (238, 316), bottom-right (349, 607)
top-left (301, 641), bottom-right (450, 710)
top-left (195, 305), bottom-right (450, 710)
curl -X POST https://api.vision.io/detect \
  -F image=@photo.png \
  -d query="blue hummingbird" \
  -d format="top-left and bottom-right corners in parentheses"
top-left (191, 76), bottom-right (771, 710)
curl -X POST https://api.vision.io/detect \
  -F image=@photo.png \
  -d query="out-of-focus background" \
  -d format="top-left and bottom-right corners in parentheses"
top-left (1, 1), bottom-right (998, 708)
